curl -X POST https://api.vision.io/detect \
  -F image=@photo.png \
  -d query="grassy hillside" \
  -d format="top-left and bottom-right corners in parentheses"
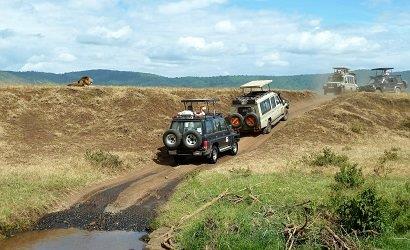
top-left (1, 69), bottom-right (409, 90)
top-left (0, 85), bottom-right (313, 237)
top-left (154, 93), bottom-right (410, 249)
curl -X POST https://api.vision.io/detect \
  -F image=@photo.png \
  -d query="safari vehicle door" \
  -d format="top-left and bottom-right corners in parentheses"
top-left (270, 95), bottom-right (283, 121)
top-left (214, 117), bottom-right (231, 150)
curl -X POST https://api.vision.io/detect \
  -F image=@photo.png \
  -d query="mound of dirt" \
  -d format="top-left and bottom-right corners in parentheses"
top-left (0, 86), bottom-right (314, 164)
top-left (275, 92), bottom-right (410, 144)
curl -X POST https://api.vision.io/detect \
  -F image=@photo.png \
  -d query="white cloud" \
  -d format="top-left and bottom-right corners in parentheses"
top-left (215, 20), bottom-right (236, 33)
top-left (158, 0), bottom-right (227, 15)
top-left (76, 25), bottom-right (133, 45)
top-left (58, 52), bottom-right (77, 62)
top-left (285, 30), bottom-right (380, 54)
top-left (178, 36), bottom-right (224, 51)
top-left (256, 52), bottom-right (289, 67)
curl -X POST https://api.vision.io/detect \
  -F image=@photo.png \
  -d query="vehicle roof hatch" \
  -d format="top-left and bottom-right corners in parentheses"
top-left (240, 80), bottom-right (272, 89)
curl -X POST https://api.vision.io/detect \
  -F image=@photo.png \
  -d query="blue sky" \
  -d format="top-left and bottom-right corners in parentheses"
top-left (0, 0), bottom-right (409, 76)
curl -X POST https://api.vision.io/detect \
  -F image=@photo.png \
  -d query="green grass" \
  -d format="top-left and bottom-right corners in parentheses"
top-left (0, 164), bottom-right (108, 237)
top-left (154, 171), bottom-right (410, 249)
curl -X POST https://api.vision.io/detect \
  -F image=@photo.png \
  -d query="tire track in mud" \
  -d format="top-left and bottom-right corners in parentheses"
top-left (34, 96), bottom-right (333, 232)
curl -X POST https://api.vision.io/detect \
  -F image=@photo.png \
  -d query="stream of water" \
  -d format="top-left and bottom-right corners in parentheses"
top-left (0, 228), bottom-right (146, 250)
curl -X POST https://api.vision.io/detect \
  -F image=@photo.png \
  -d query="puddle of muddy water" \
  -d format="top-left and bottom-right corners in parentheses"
top-left (0, 228), bottom-right (146, 250)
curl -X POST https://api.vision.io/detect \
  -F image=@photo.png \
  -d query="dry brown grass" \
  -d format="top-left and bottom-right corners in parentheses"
top-left (0, 85), bottom-right (314, 236)
top-left (216, 92), bottom-right (410, 177)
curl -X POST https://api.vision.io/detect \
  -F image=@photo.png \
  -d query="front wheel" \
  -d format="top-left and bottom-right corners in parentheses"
top-left (394, 87), bottom-right (401, 93)
top-left (208, 145), bottom-right (219, 164)
top-left (282, 109), bottom-right (289, 121)
top-left (230, 142), bottom-right (238, 156)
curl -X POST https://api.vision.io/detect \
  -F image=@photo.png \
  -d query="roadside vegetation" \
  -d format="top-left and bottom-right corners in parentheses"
top-left (0, 150), bottom-right (126, 238)
top-left (154, 153), bottom-right (409, 249)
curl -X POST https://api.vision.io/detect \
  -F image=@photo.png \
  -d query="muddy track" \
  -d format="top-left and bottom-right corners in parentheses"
top-left (35, 96), bottom-right (333, 232)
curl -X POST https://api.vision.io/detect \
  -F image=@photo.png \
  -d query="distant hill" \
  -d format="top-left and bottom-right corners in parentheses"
top-left (1, 69), bottom-right (409, 90)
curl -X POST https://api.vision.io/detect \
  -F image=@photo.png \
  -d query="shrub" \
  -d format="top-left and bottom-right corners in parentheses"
top-left (310, 148), bottom-right (349, 167)
top-left (389, 184), bottom-right (410, 233)
top-left (400, 118), bottom-right (410, 130)
top-left (229, 167), bottom-right (252, 177)
top-left (334, 163), bottom-right (364, 188)
top-left (85, 150), bottom-right (124, 170)
top-left (337, 187), bottom-right (387, 233)
top-left (378, 148), bottom-right (399, 165)
top-left (351, 123), bottom-right (363, 134)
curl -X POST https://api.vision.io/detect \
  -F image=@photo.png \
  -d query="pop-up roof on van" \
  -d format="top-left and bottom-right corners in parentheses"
top-left (240, 80), bottom-right (272, 89)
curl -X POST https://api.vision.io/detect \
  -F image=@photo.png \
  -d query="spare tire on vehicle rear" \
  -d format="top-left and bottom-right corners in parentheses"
top-left (182, 130), bottom-right (202, 149)
top-left (244, 113), bottom-right (259, 128)
top-left (229, 113), bottom-right (244, 129)
top-left (163, 129), bottom-right (182, 150)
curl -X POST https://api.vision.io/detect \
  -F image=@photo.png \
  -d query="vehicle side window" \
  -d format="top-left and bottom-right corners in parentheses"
top-left (270, 97), bottom-right (276, 108)
top-left (219, 118), bottom-right (227, 131)
top-left (274, 96), bottom-right (281, 106)
top-left (260, 99), bottom-right (271, 115)
top-left (213, 119), bottom-right (219, 132)
top-left (205, 120), bottom-right (214, 134)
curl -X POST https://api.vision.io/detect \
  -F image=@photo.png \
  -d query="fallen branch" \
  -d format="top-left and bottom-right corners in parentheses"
top-left (324, 225), bottom-right (351, 250)
top-left (160, 189), bottom-right (229, 248)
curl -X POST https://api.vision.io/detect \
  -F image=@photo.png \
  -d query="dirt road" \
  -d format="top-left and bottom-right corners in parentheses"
top-left (35, 96), bottom-right (332, 232)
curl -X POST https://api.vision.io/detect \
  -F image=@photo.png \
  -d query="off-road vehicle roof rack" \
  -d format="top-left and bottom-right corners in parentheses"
top-left (371, 68), bottom-right (394, 76)
top-left (180, 98), bottom-right (220, 116)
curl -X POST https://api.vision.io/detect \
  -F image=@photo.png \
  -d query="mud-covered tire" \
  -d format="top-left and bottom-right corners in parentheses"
top-left (182, 130), bottom-right (202, 149)
top-left (230, 142), bottom-right (238, 156)
top-left (282, 109), bottom-right (289, 121)
top-left (229, 113), bottom-right (244, 129)
top-left (244, 113), bottom-right (259, 128)
top-left (163, 129), bottom-right (182, 150)
top-left (394, 87), bottom-right (401, 93)
top-left (208, 145), bottom-right (219, 164)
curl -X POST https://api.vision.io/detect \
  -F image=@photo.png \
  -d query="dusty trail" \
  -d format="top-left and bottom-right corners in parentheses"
top-left (35, 95), bottom-right (333, 232)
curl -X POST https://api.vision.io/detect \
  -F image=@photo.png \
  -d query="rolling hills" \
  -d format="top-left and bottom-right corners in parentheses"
top-left (1, 69), bottom-right (409, 90)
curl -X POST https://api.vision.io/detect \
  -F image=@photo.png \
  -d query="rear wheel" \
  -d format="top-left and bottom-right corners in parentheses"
top-left (394, 87), bottom-right (401, 93)
top-left (230, 142), bottom-right (238, 156)
top-left (208, 145), bottom-right (219, 164)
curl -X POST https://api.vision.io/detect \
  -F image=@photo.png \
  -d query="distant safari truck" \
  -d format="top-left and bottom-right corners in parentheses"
top-left (323, 67), bottom-right (358, 95)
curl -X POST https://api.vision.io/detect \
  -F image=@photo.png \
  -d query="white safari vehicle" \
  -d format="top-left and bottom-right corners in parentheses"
top-left (229, 80), bottom-right (289, 134)
top-left (323, 67), bottom-right (358, 95)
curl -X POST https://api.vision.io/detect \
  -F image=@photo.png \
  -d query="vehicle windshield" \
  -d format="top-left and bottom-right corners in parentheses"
top-left (171, 121), bottom-right (203, 134)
